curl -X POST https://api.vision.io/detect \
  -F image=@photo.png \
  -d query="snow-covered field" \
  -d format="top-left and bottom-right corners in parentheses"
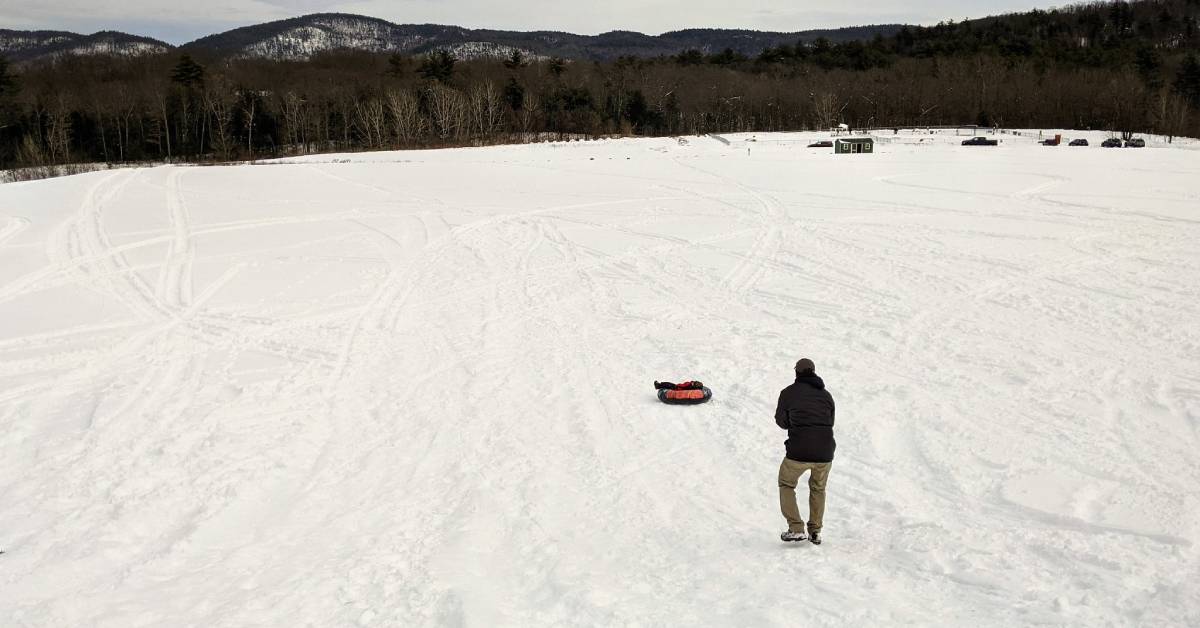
top-left (2, 131), bottom-right (1199, 627)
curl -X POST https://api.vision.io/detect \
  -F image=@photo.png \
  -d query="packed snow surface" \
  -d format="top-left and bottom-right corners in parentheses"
top-left (2, 131), bottom-right (1199, 626)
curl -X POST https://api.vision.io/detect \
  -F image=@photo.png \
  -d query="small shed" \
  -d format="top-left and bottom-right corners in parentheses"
top-left (834, 137), bottom-right (874, 154)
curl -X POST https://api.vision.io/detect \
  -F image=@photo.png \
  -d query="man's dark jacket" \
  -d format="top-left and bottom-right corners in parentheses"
top-left (775, 373), bottom-right (836, 463)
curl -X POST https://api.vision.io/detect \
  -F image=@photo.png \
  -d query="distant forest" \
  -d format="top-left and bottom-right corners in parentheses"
top-left (2, 0), bottom-right (1200, 171)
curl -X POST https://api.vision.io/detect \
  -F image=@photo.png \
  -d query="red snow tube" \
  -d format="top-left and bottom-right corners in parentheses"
top-left (655, 380), bottom-right (713, 405)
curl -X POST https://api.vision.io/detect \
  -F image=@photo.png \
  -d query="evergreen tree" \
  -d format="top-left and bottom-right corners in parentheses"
top-left (1109, 2), bottom-right (1134, 33)
top-left (708, 48), bottom-right (746, 66)
top-left (0, 56), bottom-right (14, 96)
top-left (1176, 53), bottom-right (1200, 107)
top-left (623, 89), bottom-right (651, 129)
top-left (386, 54), bottom-right (407, 79)
top-left (503, 78), bottom-right (525, 110)
top-left (0, 55), bottom-right (15, 134)
top-left (170, 55), bottom-right (205, 88)
top-left (418, 50), bottom-right (457, 84)
top-left (756, 46), bottom-right (785, 64)
top-left (1135, 45), bottom-right (1163, 89)
top-left (896, 26), bottom-right (915, 51)
top-left (674, 50), bottom-right (705, 66)
top-left (503, 50), bottom-right (527, 70)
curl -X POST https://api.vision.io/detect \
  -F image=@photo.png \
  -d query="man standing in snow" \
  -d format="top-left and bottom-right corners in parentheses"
top-left (776, 358), bottom-right (835, 545)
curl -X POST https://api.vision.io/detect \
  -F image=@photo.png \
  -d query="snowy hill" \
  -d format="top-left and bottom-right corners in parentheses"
top-left (0, 16), bottom-right (901, 63)
top-left (190, 14), bottom-right (454, 60)
top-left (437, 41), bottom-right (548, 62)
top-left (1, 132), bottom-right (1198, 626)
top-left (182, 13), bottom-right (902, 60)
top-left (0, 29), bottom-right (170, 62)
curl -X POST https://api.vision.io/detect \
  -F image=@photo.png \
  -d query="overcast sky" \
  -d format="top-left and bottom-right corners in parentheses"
top-left (2, 1), bottom-right (1045, 44)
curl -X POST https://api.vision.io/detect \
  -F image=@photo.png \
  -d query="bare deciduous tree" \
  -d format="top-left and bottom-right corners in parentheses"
top-left (386, 89), bottom-right (424, 144)
top-left (811, 92), bottom-right (847, 130)
top-left (46, 96), bottom-right (73, 163)
top-left (354, 97), bottom-right (386, 148)
top-left (280, 91), bottom-right (308, 153)
top-left (427, 83), bottom-right (465, 141)
top-left (206, 87), bottom-right (236, 160)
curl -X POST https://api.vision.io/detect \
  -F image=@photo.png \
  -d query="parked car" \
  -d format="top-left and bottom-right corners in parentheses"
top-left (1101, 138), bottom-right (1123, 148)
top-left (1069, 139), bottom-right (1089, 146)
top-left (1125, 138), bottom-right (1146, 148)
top-left (962, 137), bottom-right (998, 146)
top-left (807, 140), bottom-right (833, 148)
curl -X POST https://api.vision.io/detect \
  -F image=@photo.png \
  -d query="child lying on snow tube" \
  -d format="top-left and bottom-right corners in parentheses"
top-left (654, 380), bottom-right (713, 405)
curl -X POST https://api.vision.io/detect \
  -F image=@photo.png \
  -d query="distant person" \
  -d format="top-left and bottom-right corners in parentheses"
top-left (775, 358), bottom-right (835, 545)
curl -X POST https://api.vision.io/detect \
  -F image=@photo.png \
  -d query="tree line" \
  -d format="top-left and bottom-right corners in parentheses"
top-left (2, 0), bottom-right (1199, 171)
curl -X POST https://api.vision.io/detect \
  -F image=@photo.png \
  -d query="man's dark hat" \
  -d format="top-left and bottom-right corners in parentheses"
top-left (795, 358), bottom-right (815, 374)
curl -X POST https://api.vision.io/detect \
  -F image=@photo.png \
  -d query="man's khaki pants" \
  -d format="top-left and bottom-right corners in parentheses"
top-left (778, 458), bottom-right (831, 534)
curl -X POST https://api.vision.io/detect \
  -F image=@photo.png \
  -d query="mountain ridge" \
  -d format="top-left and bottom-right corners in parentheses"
top-left (0, 29), bottom-right (170, 61)
top-left (1, 13), bottom-right (904, 63)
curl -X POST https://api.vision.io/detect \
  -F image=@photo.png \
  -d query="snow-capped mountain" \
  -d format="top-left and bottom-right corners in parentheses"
top-left (190, 14), bottom-right (444, 60)
top-left (0, 29), bottom-right (170, 62)
top-left (213, 17), bottom-right (542, 62)
top-left (0, 14), bottom-right (903, 64)
top-left (182, 13), bottom-right (903, 61)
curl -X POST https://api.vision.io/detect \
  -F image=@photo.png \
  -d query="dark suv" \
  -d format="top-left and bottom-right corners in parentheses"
top-left (961, 137), bottom-right (998, 146)
top-left (1101, 138), bottom-right (1123, 148)
top-left (1069, 139), bottom-right (1088, 147)
top-left (1125, 138), bottom-right (1146, 148)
